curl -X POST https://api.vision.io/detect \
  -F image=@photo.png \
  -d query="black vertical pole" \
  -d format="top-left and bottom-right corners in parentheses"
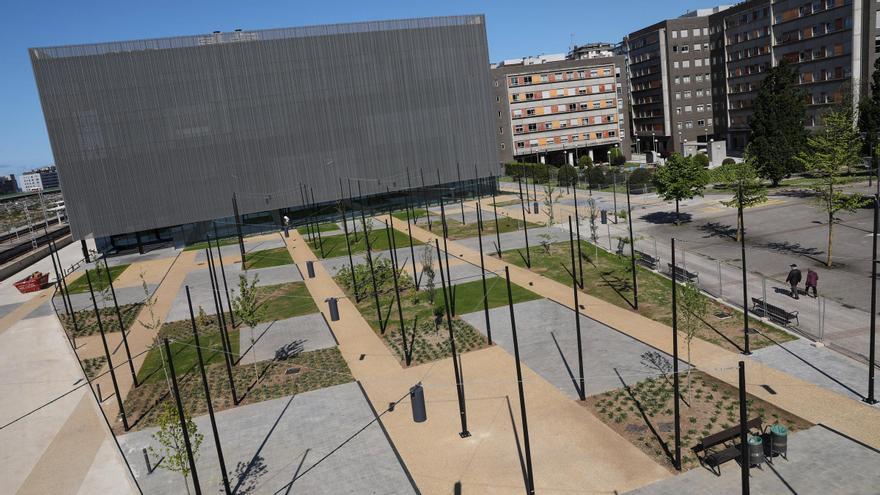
top-left (163, 338), bottom-right (202, 495)
top-left (186, 287), bottom-right (232, 495)
top-left (212, 226), bottom-right (236, 329)
top-left (86, 271), bottom-right (129, 431)
top-left (457, 162), bottom-right (466, 224)
top-left (54, 240), bottom-right (79, 347)
top-left (476, 205), bottom-right (492, 345)
top-left (104, 258), bottom-right (137, 387)
top-left (48, 240), bottom-right (71, 319)
top-left (232, 193), bottom-right (246, 262)
top-left (518, 179), bottom-right (531, 268)
top-left (612, 173), bottom-right (619, 223)
top-left (671, 238), bottom-right (682, 470)
top-left (441, 223), bottom-right (455, 316)
top-left (339, 189), bottom-right (359, 302)
top-left (206, 248), bottom-right (238, 404)
top-left (738, 360), bottom-right (750, 495)
top-left (739, 183), bottom-right (751, 355)
top-left (439, 195), bottom-right (449, 239)
top-left (626, 181), bottom-right (639, 310)
top-left (568, 217), bottom-right (586, 401)
top-left (362, 206), bottom-right (384, 333)
top-left (573, 185), bottom-right (584, 289)
top-left (420, 168), bottom-right (432, 231)
top-left (867, 195), bottom-right (878, 404)
top-left (311, 187), bottom-right (325, 259)
top-left (387, 213), bottom-right (399, 272)
top-left (299, 184), bottom-right (313, 243)
top-left (504, 266), bottom-right (534, 494)
top-left (436, 239), bottom-right (470, 438)
top-left (207, 245), bottom-right (234, 359)
top-left (346, 179), bottom-right (358, 242)
top-left (386, 221), bottom-right (410, 366)
top-left (81, 239), bottom-right (90, 263)
top-left (492, 184), bottom-right (502, 257)
top-left (404, 199), bottom-right (419, 289)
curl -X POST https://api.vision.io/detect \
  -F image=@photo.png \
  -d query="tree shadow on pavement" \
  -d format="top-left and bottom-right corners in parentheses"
top-left (641, 212), bottom-right (693, 225)
top-left (699, 222), bottom-right (737, 240)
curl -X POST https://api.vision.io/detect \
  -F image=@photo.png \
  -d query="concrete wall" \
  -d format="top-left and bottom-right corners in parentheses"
top-left (31, 16), bottom-right (496, 239)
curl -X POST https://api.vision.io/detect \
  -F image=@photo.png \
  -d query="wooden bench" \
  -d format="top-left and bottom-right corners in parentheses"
top-left (751, 297), bottom-right (799, 326)
top-left (693, 418), bottom-right (762, 476)
top-left (667, 263), bottom-right (699, 284)
top-left (634, 250), bottom-right (659, 270)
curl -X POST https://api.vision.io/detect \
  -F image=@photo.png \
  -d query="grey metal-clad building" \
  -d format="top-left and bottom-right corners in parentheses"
top-left (30, 15), bottom-right (496, 242)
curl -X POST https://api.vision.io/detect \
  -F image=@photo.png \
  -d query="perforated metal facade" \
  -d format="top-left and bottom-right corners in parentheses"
top-left (30, 15), bottom-right (495, 239)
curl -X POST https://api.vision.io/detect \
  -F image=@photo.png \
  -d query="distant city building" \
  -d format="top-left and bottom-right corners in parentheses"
top-left (708, 0), bottom-right (879, 152)
top-left (624, 6), bottom-right (732, 156)
top-left (30, 16), bottom-right (496, 249)
top-left (492, 54), bottom-right (632, 165)
top-left (20, 166), bottom-right (59, 191)
top-left (0, 174), bottom-right (17, 195)
top-left (568, 42), bottom-right (616, 60)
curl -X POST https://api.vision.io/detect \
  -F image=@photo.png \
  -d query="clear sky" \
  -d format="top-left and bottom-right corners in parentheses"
top-left (0, 0), bottom-right (710, 179)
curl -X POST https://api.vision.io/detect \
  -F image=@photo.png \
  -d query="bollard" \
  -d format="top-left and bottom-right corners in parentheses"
top-left (142, 447), bottom-right (152, 474)
top-left (96, 383), bottom-right (102, 402)
top-left (326, 297), bottom-right (339, 321)
top-left (410, 383), bottom-right (427, 423)
top-left (533, 201), bottom-right (539, 215)
top-left (306, 260), bottom-right (315, 278)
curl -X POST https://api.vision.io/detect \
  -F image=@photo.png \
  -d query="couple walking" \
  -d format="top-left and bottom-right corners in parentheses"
top-left (786, 264), bottom-right (818, 299)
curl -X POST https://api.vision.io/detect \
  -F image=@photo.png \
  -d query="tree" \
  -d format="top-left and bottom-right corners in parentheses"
top-left (858, 57), bottom-right (880, 157)
top-left (539, 181), bottom-right (563, 252)
top-left (233, 273), bottom-right (264, 373)
top-left (721, 157), bottom-right (736, 166)
top-left (420, 244), bottom-right (436, 305)
top-left (796, 106), bottom-right (868, 266)
top-left (713, 152), bottom-right (768, 241)
top-left (652, 153), bottom-right (709, 225)
top-left (629, 167), bottom-right (652, 185)
top-left (609, 147), bottom-right (626, 166)
top-left (678, 282), bottom-right (708, 398)
top-left (748, 60), bottom-right (809, 186)
top-left (150, 402), bottom-right (204, 495)
top-left (578, 154), bottom-right (593, 170)
top-left (588, 166), bottom-right (606, 189)
top-left (558, 164), bottom-right (578, 186)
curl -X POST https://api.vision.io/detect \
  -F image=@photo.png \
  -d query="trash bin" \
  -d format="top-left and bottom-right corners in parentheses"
top-left (748, 435), bottom-right (765, 467)
top-left (532, 201), bottom-right (539, 214)
top-left (306, 260), bottom-right (315, 278)
top-left (770, 423), bottom-right (788, 458)
top-left (326, 297), bottom-right (339, 321)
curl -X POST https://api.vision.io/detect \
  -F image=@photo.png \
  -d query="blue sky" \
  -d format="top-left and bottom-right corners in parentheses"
top-left (0, 0), bottom-right (709, 178)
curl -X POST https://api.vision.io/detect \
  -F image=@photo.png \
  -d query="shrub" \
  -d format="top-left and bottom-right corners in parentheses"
top-left (693, 153), bottom-right (710, 168)
top-left (629, 167), bottom-right (653, 185)
top-left (578, 155), bottom-right (593, 169)
top-left (722, 157), bottom-right (736, 166)
top-left (557, 164), bottom-right (578, 186)
top-left (588, 166), bottom-right (606, 187)
top-left (609, 147), bottom-right (627, 166)
top-left (504, 162), bottom-right (551, 182)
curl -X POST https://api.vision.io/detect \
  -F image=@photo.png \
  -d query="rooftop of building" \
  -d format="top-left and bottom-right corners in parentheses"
top-left (30, 15), bottom-right (485, 60)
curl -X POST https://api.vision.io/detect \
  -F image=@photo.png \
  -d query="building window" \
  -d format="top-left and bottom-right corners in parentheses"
top-left (692, 28), bottom-right (700, 37)
top-left (675, 92), bottom-right (682, 100)
top-left (541, 74), bottom-right (549, 82)
top-left (513, 109), bottom-right (522, 117)
top-left (516, 141), bottom-right (525, 149)
top-left (525, 93), bottom-right (534, 100)
top-left (674, 61), bottom-right (680, 69)
top-left (676, 107), bottom-right (682, 115)
top-left (512, 94), bottom-right (520, 101)
top-left (684, 90), bottom-right (692, 99)
top-left (697, 119), bottom-right (705, 126)
top-left (683, 75), bottom-right (691, 84)
top-left (682, 45), bottom-right (689, 53)
top-left (672, 30), bottom-right (678, 39)
top-left (696, 104), bottom-right (704, 112)
top-left (515, 125), bottom-right (524, 133)
top-left (674, 76), bottom-right (680, 84)
top-left (682, 60), bottom-right (690, 68)
top-left (686, 121), bottom-right (693, 129)
top-left (495, 96), bottom-right (500, 102)
top-left (528, 123), bottom-right (537, 132)
top-left (680, 29), bottom-right (688, 38)
top-left (523, 76), bottom-right (533, 84)
top-left (526, 108), bottom-right (535, 116)
top-left (544, 122), bottom-right (553, 130)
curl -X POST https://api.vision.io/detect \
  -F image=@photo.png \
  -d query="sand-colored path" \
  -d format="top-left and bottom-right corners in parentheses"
top-left (386, 212), bottom-right (880, 450)
top-left (284, 229), bottom-right (672, 494)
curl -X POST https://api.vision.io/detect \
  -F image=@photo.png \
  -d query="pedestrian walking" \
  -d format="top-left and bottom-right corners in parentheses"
top-left (805, 268), bottom-right (818, 298)
top-left (282, 215), bottom-right (290, 238)
top-left (786, 263), bottom-right (802, 299)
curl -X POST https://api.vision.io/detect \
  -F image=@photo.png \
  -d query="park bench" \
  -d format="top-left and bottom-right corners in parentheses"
top-left (667, 263), bottom-right (699, 284)
top-left (634, 250), bottom-right (659, 270)
top-left (693, 417), bottom-right (762, 476)
top-left (751, 297), bottom-right (799, 327)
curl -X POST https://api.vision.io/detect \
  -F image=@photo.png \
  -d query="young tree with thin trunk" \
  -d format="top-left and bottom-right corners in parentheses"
top-left (232, 273), bottom-right (264, 374)
top-left (539, 178), bottom-right (563, 252)
top-left (678, 282), bottom-right (708, 399)
top-left (150, 402), bottom-right (203, 495)
top-left (749, 60), bottom-right (809, 186)
top-left (713, 152), bottom-right (768, 241)
top-left (652, 153), bottom-right (709, 225)
top-left (796, 106), bottom-right (868, 267)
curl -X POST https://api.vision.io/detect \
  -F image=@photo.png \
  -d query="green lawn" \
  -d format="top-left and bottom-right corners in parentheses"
top-left (297, 222), bottom-right (340, 234)
top-left (65, 264), bottom-right (130, 294)
top-left (183, 236), bottom-right (240, 251)
top-left (443, 278), bottom-right (542, 315)
top-left (425, 215), bottom-right (539, 241)
top-left (391, 208), bottom-right (428, 222)
top-left (501, 241), bottom-right (794, 353)
top-left (308, 228), bottom-right (422, 258)
top-left (255, 282), bottom-right (319, 321)
top-left (243, 247), bottom-right (294, 269)
top-left (137, 326), bottom-right (239, 384)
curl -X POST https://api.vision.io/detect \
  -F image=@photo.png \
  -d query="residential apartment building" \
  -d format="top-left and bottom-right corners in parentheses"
top-left (624, 6), bottom-right (732, 156)
top-left (709, 0), bottom-right (879, 151)
top-left (20, 166), bottom-right (59, 192)
top-left (0, 174), bottom-right (17, 195)
top-left (491, 56), bottom-right (631, 165)
top-left (568, 42), bottom-right (616, 60)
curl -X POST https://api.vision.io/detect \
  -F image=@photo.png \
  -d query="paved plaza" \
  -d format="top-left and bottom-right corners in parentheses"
top-left (239, 313), bottom-right (337, 363)
top-left (192, 236), bottom-right (286, 264)
top-left (454, 225), bottom-right (570, 253)
top-left (625, 425), bottom-right (880, 495)
top-left (119, 382), bottom-right (417, 495)
top-left (461, 298), bottom-right (688, 399)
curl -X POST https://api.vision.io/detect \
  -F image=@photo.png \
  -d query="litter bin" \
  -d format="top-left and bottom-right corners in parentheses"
top-left (532, 201), bottom-right (539, 214)
top-left (748, 435), bottom-right (765, 467)
top-left (770, 423), bottom-right (788, 459)
top-left (410, 384), bottom-right (427, 423)
top-left (326, 297), bottom-right (339, 321)
top-left (306, 260), bottom-right (315, 278)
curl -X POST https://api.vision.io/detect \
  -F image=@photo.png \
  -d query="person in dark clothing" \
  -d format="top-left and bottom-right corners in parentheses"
top-left (786, 264), bottom-right (802, 299)
top-left (805, 268), bottom-right (818, 297)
